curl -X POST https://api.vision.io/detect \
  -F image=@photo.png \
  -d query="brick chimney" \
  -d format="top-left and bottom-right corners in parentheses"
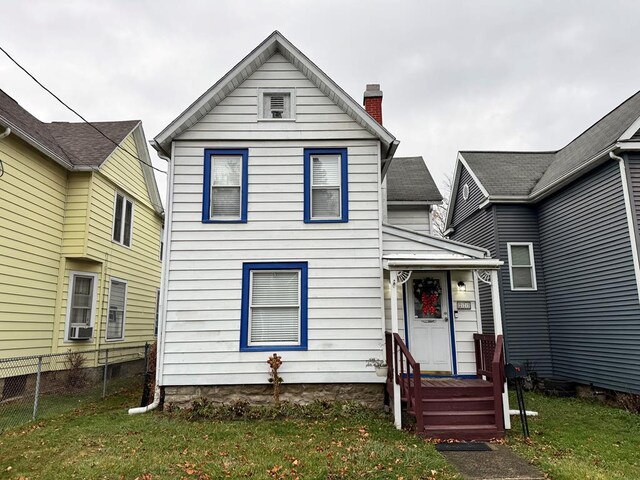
top-left (363, 84), bottom-right (383, 125)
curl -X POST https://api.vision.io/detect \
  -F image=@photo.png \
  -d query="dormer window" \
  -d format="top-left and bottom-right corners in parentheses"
top-left (258, 88), bottom-right (295, 121)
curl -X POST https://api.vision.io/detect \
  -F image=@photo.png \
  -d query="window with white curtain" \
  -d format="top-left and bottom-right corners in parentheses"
top-left (304, 148), bottom-right (348, 223)
top-left (106, 279), bottom-right (127, 341)
top-left (507, 243), bottom-right (537, 290)
top-left (203, 149), bottom-right (248, 223)
top-left (240, 262), bottom-right (308, 351)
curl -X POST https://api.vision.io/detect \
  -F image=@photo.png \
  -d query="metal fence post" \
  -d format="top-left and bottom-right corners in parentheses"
top-left (32, 356), bottom-right (42, 420)
top-left (102, 349), bottom-right (109, 398)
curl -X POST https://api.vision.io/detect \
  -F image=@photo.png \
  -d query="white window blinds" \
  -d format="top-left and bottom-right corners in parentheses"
top-left (106, 280), bottom-right (126, 340)
top-left (210, 156), bottom-right (242, 218)
top-left (249, 270), bottom-right (300, 345)
top-left (311, 155), bottom-right (341, 218)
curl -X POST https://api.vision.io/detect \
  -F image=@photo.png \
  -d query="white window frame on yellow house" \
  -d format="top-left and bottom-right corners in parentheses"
top-left (105, 277), bottom-right (128, 342)
top-left (112, 191), bottom-right (134, 248)
top-left (64, 271), bottom-right (99, 342)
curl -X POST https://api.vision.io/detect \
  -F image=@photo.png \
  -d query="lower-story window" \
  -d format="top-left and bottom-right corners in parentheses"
top-left (106, 279), bottom-right (127, 341)
top-left (240, 262), bottom-right (308, 351)
top-left (66, 271), bottom-right (98, 341)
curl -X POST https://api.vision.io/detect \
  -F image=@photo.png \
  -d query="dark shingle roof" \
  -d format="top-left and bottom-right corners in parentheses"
top-left (47, 121), bottom-right (139, 167)
top-left (461, 151), bottom-right (556, 197)
top-left (386, 156), bottom-right (443, 202)
top-left (460, 90), bottom-right (640, 197)
top-left (0, 88), bottom-right (139, 168)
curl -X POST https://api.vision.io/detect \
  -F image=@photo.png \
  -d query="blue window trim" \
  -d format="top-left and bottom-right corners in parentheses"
top-left (240, 262), bottom-right (308, 352)
top-left (303, 148), bottom-right (348, 223)
top-left (202, 148), bottom-right (248, 223)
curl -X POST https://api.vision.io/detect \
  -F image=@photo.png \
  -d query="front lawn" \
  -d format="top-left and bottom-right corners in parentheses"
top-left (0, 387), bottom-right (458, 479)
top-left (507, 391), bottom-right (640, 479)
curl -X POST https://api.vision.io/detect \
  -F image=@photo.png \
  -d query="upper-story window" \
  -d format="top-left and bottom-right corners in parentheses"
top-left (202, 149), bottom-right (249, 223)
top-left (507, 242), bottom-right (537, 291)
top-left (258, 88), bottom-right (296, 120)
top-left (113, 193), bottom-right (133, 247)
top-left (304, 148), bottom-right (348, 223)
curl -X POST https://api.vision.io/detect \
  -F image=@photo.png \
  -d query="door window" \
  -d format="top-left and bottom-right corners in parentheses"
top-left (412, 277), bottom-right (442, 318)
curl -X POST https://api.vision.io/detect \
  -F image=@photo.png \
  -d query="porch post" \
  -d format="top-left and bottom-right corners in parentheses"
top-left (490, 269), bottom-right (510, 429)
top-left (390, 270), bottom-right (402, 429)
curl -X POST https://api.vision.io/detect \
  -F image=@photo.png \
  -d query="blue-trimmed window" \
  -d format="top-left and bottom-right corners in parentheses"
top-left (202, 149), bottom-right (248, 223)
top-left (240, 262), bottom-right (308, 351)
top-left (304, 148), bottom-right (348, 223)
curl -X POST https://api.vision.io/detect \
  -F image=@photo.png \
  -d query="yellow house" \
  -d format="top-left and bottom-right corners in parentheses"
top-left (0, 89), bottom-right (163, 363)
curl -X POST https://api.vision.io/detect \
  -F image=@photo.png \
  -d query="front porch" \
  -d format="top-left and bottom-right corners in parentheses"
top-left (385, 331), bottom-right (506, 440)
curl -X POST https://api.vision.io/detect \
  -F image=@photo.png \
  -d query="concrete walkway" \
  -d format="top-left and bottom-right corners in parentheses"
top-left (439, 445), bottom-right (545, 480)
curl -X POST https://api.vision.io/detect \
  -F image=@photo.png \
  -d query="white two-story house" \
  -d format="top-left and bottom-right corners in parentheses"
top-left (149, 31), bottom-right (508, 440)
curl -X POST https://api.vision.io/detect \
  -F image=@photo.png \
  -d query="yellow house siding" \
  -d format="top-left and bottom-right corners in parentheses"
top-left (0, 135), bottom-right (67, 358)
top-left (61, 172), bottom-right (91, 257)
top-left (99, 134), bottom-right (154, 210)
top-left (71, 132), bottom-right (162, 351)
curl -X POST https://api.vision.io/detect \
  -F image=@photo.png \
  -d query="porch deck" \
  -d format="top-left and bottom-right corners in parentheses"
top-left (386, 332), bottom-right (506, 441)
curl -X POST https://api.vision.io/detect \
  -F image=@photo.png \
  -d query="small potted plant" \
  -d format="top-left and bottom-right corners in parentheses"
top-left (366, 358), bottom-right (388, 377)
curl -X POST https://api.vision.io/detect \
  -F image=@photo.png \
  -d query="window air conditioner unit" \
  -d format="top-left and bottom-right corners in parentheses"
top-left (69, 326), bottom-right (93, 340)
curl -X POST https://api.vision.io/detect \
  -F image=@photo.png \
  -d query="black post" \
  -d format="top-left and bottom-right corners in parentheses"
top-left (140, 343), bottom-right (150, 407)
top-left (516, 378), bottom-right (530, 438)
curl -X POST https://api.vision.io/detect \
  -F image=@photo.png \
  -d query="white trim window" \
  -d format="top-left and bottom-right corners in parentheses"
top-left (106, 278), bottom-right (127, 341)
top-left (113, 192), bottom-right (134, 247)
top-left (66, 271), bottom-right (98, 341)
top-left (507, 243), bottom-right (537, 291)
top-left (257, 88), bottom-right (296, 120)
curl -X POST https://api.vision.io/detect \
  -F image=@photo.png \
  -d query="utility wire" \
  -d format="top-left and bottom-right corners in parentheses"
top-left (0, 44), bottom-right (167, 174)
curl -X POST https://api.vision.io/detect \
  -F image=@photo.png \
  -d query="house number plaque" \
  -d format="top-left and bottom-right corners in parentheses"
top-left (456, 301), bottom-right (472, 310)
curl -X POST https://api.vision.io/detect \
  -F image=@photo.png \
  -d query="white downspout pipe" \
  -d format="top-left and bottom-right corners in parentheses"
top-left (0, 126), bottom-right (10, 139)
top-left (128, 149), bottom-right (173, 415)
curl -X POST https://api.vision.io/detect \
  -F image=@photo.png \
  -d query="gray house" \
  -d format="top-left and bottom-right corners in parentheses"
top-left (445, 91), bottom-right (640, 393)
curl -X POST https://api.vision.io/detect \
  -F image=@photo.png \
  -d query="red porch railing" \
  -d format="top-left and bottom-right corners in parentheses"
top-left (473, 333), bottom-right (505, 432)
top-left (384, 331), bottom-right (423, 432)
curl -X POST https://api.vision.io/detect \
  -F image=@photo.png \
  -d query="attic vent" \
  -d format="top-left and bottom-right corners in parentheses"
top-left (259, 89), bottom-right (295, 121)
top-left (462, 183), bottom-right (470, 201)
top-left (270, 95), bottom-right (285, 118)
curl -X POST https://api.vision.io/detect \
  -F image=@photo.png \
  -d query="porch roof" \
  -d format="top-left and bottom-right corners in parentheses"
top-left (383, 256), bottom-right (503, 271)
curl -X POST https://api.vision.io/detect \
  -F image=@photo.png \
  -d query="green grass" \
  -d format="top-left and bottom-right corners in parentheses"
top-left (0, 387), bottom-right (458, 480)
top-left (507, 391), bottom-right (640, 479)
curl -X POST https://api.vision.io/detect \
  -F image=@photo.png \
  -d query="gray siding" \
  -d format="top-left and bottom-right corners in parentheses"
top-left (538, 161), bottom-right (640, 393)
top-left (495, 205), bottom-right (552, 376)
top-left (451, 167), bottom-right (486, 227)
top-left (450, 207), bottom-right (495, 335)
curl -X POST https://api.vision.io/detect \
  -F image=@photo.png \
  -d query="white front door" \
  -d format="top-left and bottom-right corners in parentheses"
top-left (406, 272), bottom-right (453, 374)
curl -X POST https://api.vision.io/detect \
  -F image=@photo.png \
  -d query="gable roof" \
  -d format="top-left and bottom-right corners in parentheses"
top-left (386, 156), bottom-right (442, 202)
top-left (460, 151), bottom-right (556, 197)
top-left (0, 89), bottom-right (163, 214)
top-left (453, 90), bottom-right (640, 200)
top-left (152, 31), bottom-right (399, 167)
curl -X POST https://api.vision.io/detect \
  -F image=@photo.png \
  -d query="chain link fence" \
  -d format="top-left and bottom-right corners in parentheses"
top-left (0, 343), bottom-right (150, 433)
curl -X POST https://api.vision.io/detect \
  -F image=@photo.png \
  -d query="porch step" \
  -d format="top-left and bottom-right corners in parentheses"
top-left (423, 410), bottom-right (495, 426)
top-left (423, 396), bottom-right (494, 411)
top-left (422, 424), bottom-right (503, 441)
top-left (421, 385), bottom-right (493, 399)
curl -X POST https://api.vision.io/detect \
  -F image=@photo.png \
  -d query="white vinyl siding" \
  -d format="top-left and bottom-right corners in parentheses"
top-left (161, 52), bottom-right (383, 386)
top-left (386, 205), bottom-right (431, 235)
top-left (508, 243), bottom-right (537, 290)
top-left (249, 270), bottom-right (300, 345)
top-left (106, 279), bottom-right (127, 341)
top-left (113, 193), bottom-right (134, 247)
top-left (311, 155), bottom-right (341, 218)
top-left (210, 156), bottom-right (242, 219)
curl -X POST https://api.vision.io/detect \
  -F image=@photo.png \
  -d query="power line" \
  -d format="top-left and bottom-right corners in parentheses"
top-left (0, 44), bottom-right (167, 174)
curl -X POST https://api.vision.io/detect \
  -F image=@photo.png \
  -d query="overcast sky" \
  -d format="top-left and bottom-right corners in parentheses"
top-left (1, 1), bottom-right (639, 201)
